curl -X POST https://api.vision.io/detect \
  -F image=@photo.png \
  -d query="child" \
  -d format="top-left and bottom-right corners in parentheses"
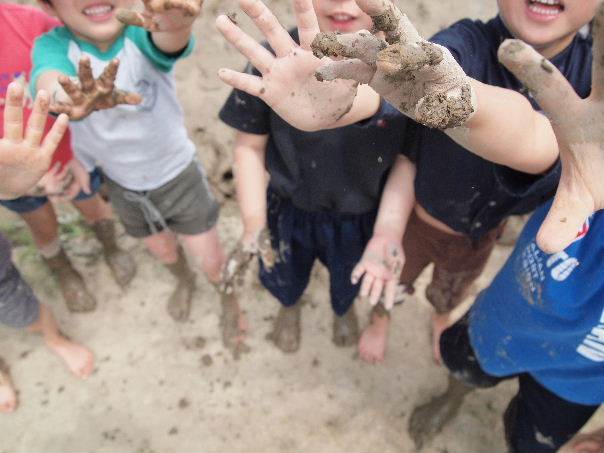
top-left (31, 0), bottom-right (245, 349)
top-left (0, 3), bottom-right (136, 313)
top-left (1, 82), bottom-right (94, 414)
top-left (219, 0), bottom-right (414, 353)
top-left (352, 0), bottom-right (596, 363)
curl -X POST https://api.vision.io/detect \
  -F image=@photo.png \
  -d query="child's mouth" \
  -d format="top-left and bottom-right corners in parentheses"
top-left (526, 0), bottom-right (565, 21)
top-left (82, 3), bottom-right (115, 22)
top-left (327, 13), bottom-right (357, 31)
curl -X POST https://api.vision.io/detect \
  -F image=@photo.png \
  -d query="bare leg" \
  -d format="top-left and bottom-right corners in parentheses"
top-left (432, 311), bottom-right (451, 364)
top-left (74, 195), bottom-right (136, 287)
top-left (358, 303), bottom-right (390, 363)
top-left (268, 303), bottom-right (301, 353)
top-left (0, 356), bottom-right (17, 413)
top-left (27, 304), bottom-right (94, 378)
top-left (21, 203), bottom-right (95, 312)
top-left (181, 227), bottom-right (248, 354)
top-left (144, 231), bottom-right (194, 322)
top-left (408, 375), bottom-right (473, 449)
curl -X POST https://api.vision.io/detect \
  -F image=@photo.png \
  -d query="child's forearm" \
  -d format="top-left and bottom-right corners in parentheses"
top-left (151, 26), bottom-right (193, 54)
top-left (373, 155), bottom-right (416, 240)
top-left (447, 79), bottom-right (559, 175)
top-left (233, 133), bottom-right (269, 236)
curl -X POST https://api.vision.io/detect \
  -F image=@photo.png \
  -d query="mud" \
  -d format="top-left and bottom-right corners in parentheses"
top-left (201, 354), bottom-right (213, 367)
top-left (311, 32), bottom-right (346, 59)
top-left (408, 376), bottom-right (473, 449)
top-left (311, 32), bottom-right (387, 66)
top-left (268, 304), bottom-right (301, 353)
top-left (332, 307), bottom-right (359, 347)
top-left (220, 293), bottom-right (249, 359)
top-left (416, 83), bottom-right (475, 129)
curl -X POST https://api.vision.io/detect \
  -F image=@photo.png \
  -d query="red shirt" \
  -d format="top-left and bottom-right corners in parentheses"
top-left (0, 3), bottom-right (72, 167)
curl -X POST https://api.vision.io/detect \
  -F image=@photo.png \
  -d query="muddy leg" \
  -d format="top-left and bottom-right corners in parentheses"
top-left (219, 291), bottom-right (250, 359)
top-left (268, 303), bottom-right (301, 353)
top-left (408, 375), bottom-right (474, 449)
top-left (165, 247), bottom-right (196, 323)
top-left (358, 302), bottom-right (390, 363)
top-left (90, 219), bottom-right (136, 287)
top-left (332, 305), bottom-right (359, 347)
top-left (0, 356), bottom-right (17, 413)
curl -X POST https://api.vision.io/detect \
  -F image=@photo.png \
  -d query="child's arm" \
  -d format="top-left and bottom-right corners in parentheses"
top-left (220, 131), bottom-right (275, 294)
top-left (352, 155), bottom-right (416, 309)
top-left (0, 83), bottom-right (68, 199)
top-left (117, 0), bottom-right (203, 53)
top-left (218, 0), bottom-right (557, 174)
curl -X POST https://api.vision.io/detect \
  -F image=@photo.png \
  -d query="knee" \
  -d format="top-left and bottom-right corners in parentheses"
top-left (145, 235), bottom-right (178, 263)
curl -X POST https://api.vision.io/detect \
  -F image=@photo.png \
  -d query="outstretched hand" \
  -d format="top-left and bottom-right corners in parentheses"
top-left (52, 58), bottom-right (141, 120)
top-left (220, 228), bottom-right (276, 295)
top-left (312, 0), bottom-right (475, 129)
top-left (351, 233), bottom-right (404, 309)
top-left (117, 0), bottom-right (203, 32)
top-left (216, 0), bottom-right (360, 131)
top-left (497, 2), bottom-right (604, 254)
top-left (0, 82), bottom-right (69, 199)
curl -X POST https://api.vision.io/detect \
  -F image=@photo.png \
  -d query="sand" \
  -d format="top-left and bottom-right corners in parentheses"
top-left (1, 0), bottom-right (602, 452)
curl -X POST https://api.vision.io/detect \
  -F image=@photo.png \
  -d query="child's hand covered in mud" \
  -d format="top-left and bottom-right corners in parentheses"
top-left (0, 83), bottom-right (69, 199)
top-left (220, 228), bottom-right (275, 295)
top-left (51, 58), bottom-right (141, 121)
top-left (497, 2), bottom-right (604, 254)
top-left (312, 0), bottom-right (475, 129)
top-left (351, 233), bottom-right (404, 309)
top-left (117, 0), bottom-right (203, 32)
top-left (215, 0), bottom-right (360, 132)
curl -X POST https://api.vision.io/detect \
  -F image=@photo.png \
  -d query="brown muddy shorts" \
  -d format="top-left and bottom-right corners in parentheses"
top-left (105, 161), bottom-right (219, 238)
top-left (400, 211), bottom-right (505, 314)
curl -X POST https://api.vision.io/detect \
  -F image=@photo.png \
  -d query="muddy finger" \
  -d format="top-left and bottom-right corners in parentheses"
top-left (354, 0), bottom-right (421, 44)
top-left (98, 59), bottom-right (120, 92)
top-left (311, 31), bottom-right (387, 65)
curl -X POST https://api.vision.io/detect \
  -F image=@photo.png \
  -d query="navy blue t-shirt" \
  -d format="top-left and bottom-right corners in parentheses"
top-left (407, 16), bottom-right (592, 239)
top-left (219, 30), bottom-right (409, 215)
top-left (470, 201), bottom-right (604, 405)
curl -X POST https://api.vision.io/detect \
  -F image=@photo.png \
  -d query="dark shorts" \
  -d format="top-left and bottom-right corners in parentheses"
top-left (0, 169), bottom-right (103, 214)
top-left (0, 234), bottom-right (39, 328)
top-left (104, 161), bottom-right (220, 238)
top-left (440, 315), bottom-right (599, 453)
top-left (260, 190), bottom-right (376, 316)
top-left (400, 211), bottom-right (505, 313)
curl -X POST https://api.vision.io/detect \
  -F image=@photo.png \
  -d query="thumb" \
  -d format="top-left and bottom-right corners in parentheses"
top-left (536, 165), bottom-right (594, 254)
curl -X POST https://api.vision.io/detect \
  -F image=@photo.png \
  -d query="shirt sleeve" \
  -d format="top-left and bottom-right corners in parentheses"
top-left (30, 28), bottom-right (77, 97)
top-left (218, 63), bottom-right (271, 135)
top-left (429, 19), bottom-right (484, 73)
top-left (124, 26), bottom-right (195, 73)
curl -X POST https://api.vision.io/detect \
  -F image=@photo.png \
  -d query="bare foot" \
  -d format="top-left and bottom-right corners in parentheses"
top-left (359, 305), bottom-right (390, 363)
top-left (45, 336), bottom-right (94, 379)
top-left (333, 307), bottom-right (359, 347)
top-left (268, 304), bottom-right (301, 353)
top-left (431, 312), bottom-right (451, 364)
top-left (0, 357), bottom-right (17, 413)
top-left (221, 293), bottom-right (250, 359)
top-left (408, 376), bottom-right (472, 449)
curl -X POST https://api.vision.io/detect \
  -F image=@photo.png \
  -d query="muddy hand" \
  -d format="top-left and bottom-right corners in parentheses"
top-left (52, 58), bottom-right (141, 120)
top-left (216, 0), bottom-right (359, 131)
top-left (351, 236), bottom-right (404, 309)
top-left (312, 0), bottom-right (475, 129)
top-left (0, 83), bottom-right (69, 199)
top-left (220, 228), bottom-right (276, 295)
top-left (117, 0), bottom-right (203, 32)
top-left (498, 3), bottom-right (604, 253)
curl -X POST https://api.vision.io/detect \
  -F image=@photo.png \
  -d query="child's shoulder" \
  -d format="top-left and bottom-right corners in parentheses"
top-left (34, 25), bottom-right (75, 48)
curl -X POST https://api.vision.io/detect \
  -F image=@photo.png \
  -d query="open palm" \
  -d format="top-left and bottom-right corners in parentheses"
top-left (498, 4), bottom-right (604, 253)
top-left (216, 0), bottom-right (358, 132)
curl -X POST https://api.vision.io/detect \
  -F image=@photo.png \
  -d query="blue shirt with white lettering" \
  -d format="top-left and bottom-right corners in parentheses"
top-left (469, 202), bottom-right (604, 405)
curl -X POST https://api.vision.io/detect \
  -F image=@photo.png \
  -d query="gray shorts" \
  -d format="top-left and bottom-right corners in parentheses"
top-left (105, 161), bottom-right (220, 238)
top-left (0, 234), bottom-right (40, 329)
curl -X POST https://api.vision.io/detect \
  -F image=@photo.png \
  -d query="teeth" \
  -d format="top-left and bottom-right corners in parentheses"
top-left (332, 13), bottom-right (353, 21)
top-left (528, 4), bottom-right (561, 15)
top-left (530, 0), bottom-right (561, 6)
top-left (83, 5), bottom-right (112, 15)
